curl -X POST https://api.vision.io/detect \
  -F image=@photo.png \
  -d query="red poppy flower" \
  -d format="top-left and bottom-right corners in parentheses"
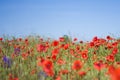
top-left (59, 37), bottom-right (64, 42)
top-left (89, 42), bottom-right (94, 47)
top-left (37, 57), bottom-right (45, 66)
top-left (43, 60), bottom-right (53, 71)
top-left (112, 47), bottom-right (118, 55)
top-left (24, 38), bottom-right (29, 44)
top-left (0, 37), bottom-right (3, 41)
top-left (81, 52), bottom-right (88, 60)
top-left (92, 36), bottom-right (98, 42)
top-left (8, 73), bottom-right (19, 80)
top-left (13, 78), bottom-right (19, 80)
top-left (64, 44), bottom-right (69, 50)
top-left (52, 48), bottom-right (59, 56)
top-left (52, 40), bottom-right (59, 46)
top-left (17, 38), bottom-right (22, 41)
top-left (112, 42), bottom-right (118, 47)
top-left (43, 59), bottom-right (54, 76)
top-left (46, 70), bottom-right (54, 77)
top-left (21, 52), bottom-right (28, 60)
top-left (94, 61), bottom-right (104, 71)
top-left (70, 49), bottom-right (75, 56)
top-left (80, 41), bottom-right (83, 43)
top-left (81, 50), bottom-right (88, 60)
top-left (37, 44), bottom-right (46, 52)
top-left (76, 45), bottom-right (80, 51)
top-left (55, 76), bottom-right (61, 80)
top-left (106, 35), bottom-right (113, 40)
top-left (72, 60), bottom-right (82, 71)
top-left (106, 54), bottom-right (115, 62)
top-left (51, 55), bottom-right (57, 61)
top-left (60, 69), bottom-right (69, 75)
top-left (108, 66), bottom-right (120, 80)
top-left (107, 43), bottom-right (113, 49)
top-left (78, 71), bottom-right (86, 77)
top-left (57, 59), bottom-right (65, 65)
top-left (108, 65), bottom-right (115, 75)
top-left (8, 73), bottom-right (13, 80)
top-left (73, 38), bottom-right (77, 41)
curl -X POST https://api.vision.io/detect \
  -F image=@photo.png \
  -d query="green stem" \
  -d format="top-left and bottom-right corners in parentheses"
top-left (98, 71), bottom-right (101, 80)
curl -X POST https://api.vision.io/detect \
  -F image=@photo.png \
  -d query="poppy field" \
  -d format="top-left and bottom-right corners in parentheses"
top-left (0, 35), bottom-right (120, 80)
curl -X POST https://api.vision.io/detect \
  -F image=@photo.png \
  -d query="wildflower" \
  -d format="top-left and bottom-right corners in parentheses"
top-left (106, 35), bottom-right (113, 40)
top-left (0, 37), bottom-right (3, 41)
top-left (81, 52), bottom-right (88, 60)
top-left (81, 50), bottom-right (88, 60)
top-left (25, 38), bottom-right (28, 42)
top-left (92, 36), bottom-right (98, 42)
top-left (37, 44), bottom-right (46, 52)
top-left (37, 57), bottom-right (45, 67)
top-left (38, 71), bottom-right (48, 80)
top-left (73, 38), bottom-right (77, 41)
top-left (78, 71), bottom-right (86, 77)
top-left (70, 49), bottom-right (75, 56)
top-left (52, 48), bottom-right (59, 56)
top-left (51, 55), bottom-right (57, 61)
top-left (76, 45), bottom-right (80, 51)
top-left (14, 48), bottom-right (20, 55)
top-left (80, 41), bottom-right (83, 44)
top-left (9, 75), bottom-right (19, 80)
top-left (3, 56), bottom-right (12, 68)
top-left (8, 73), bottom-right (13, 80)
top-left (112, 47), bottom-right (118, 55)
top-left (89, 42), bottom-right (94, 47)
top-left (59, 37), bottom-right (64, 42)
top-left (18, 38), bottom-right (22, 41)
top-left (72, 60), bottom-right (82, 71)
top-left (106, 54), bottom-right (115, 62)
top-left (40, 38), bottom-right (43, 41)
top-left (57, 59), bottom-right (65, 65)
top-left (55, 75), bottom-right (61, 80)
top-left (108, 66), bottom-right (120, 80)
top-left (64, 44), bottom-right (69, 50)
top-left (43, 59), bottom-right (54, 76)
top-left (13, 78), bottom-right (19, 80)
top-left (112, 42), bottom-right (118, 47)
top-left (21, 52), bottom-right (28, 60)
top-left (24, 38), bottom-right (29, 45)
top-left (52, 40), bottom-right (59, 46)
top-left (60, 69), bottom-right (69, 75)
top-left (94, 61), bottom-right (104, 71)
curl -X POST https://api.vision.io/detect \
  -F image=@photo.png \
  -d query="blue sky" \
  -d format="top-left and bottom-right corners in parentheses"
top-left (0, 0), bottom-right (120, 40)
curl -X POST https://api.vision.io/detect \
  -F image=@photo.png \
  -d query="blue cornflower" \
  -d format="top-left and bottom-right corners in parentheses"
top-left (3, 56), bottom-right (12, 68)
top-left (38, 71), bottom-right (48, 80)
top-left (14, 48), bottom-right (20, 55)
